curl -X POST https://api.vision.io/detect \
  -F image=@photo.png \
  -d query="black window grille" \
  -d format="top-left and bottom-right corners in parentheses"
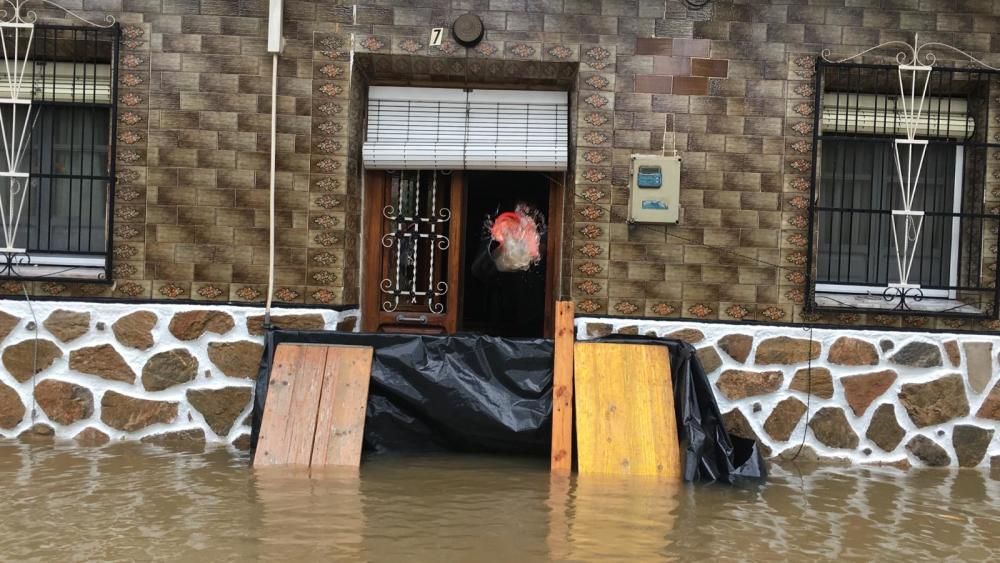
top-left (0, 23), bottom-right (119, 281)
top-left (806, 60), bottom-right (1000, 319)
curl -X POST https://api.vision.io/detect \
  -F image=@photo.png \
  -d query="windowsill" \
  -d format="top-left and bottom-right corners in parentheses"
top-left (814, 292), bottom-right (984, 315)
top-left (0, 252), bottom-right (106, 281)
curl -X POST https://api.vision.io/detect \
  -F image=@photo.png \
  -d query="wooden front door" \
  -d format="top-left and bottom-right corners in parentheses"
top-left (362, 170), bottom-right (463, 334)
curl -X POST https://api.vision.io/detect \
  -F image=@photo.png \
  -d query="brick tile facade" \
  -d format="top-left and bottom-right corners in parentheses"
top-left (7, 1), bottom-right (1000, 332)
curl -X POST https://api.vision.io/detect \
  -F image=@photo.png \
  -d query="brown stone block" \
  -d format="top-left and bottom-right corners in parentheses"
top-left (720, 209), bottom-right (758, 228)
top-left (147, 168), bottom-right (178, 187)
top-left (672, 76), bottom-right (709, 96)
top-left (864, 9), bottom-right (900, 29)
top-left (146, 205), bottom-right (178, 225)
top-left (177, 130), bottom-right (220, 150)
top-left (625, 262), bottom-right (665, 281)
top-left (635, 37), bottom-right (672, 56)
top-left (634, 75), bottom-right (672, 94)
top-left (671, 38), bottom-right (710, 57)
top-left (194, 263), bottom-right (232, 282)
top-left (613, 129), bottom-right (651, 149)
top-left (704, 115), bottom-right (744, 135)
top-left (151, 255), bottom-right (195, 278)
top-left (689, 96), bottom-right (727, 115)
top-left (196, 149), bottom-right (236, 169)
top-left (194, 226), bottom-right (236, 245)
top-left (682, 207), bottom-right (722, 227)
top-left (155, 147), bottom-right (198, 167)
top-left (683, 283), bottom-right (719, 302)
top-left (197, 189), bottom-right (234, 207)
top-left (651, 55), bottom-right (691, 76)
top-left (717, 283), bottom-right (756, 302)
top-left (743, 117), bottom-right (783, 137)
top-left (639, 274), bottom-right (683, 299)
top-left (700, 228), bottom-right (739, 247)
top-left (200, 33), bottom-right (241, 53)
top-left (606, 279), bottom-right (646, 298)
top-left (702, 191), bottom-right (741, 210)
top-left (842, 26), bottom-right (880, 47)
top-left (651, 94), bottom-right (690, 113)
top-left (219, 131), bottom-right (258, 152)
top-left (613, 92), bottom-right (651, 112)
top-left (158, 71), bottom-right (199, 92)
top-left (178, 206), bottom-right (215, 225)
top-left (218, 169), bottom-right (255, 190)
top-left (150, 52), bottom-right (182, 72)
top-left (805, 24), bottom-right (843, 45)
top-left (740, 192), bottom-right (780, 211)
top-left (232, 263), bottom-right (267, 284)
top-left (740, 229), bottom-right (778, 248)
top-left (155, 225), bottom-right (195, 244)
top-left (691, 58), bottom-right (729, 78)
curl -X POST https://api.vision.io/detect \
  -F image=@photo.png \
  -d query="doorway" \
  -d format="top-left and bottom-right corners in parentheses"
top-left (461, 172), bottom-right (551, 337)
top-left (362, 170), bottom-right (562, 337)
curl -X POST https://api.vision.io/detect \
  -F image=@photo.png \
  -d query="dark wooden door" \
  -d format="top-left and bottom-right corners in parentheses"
top-left (362, 170), bottom-right (463, 333)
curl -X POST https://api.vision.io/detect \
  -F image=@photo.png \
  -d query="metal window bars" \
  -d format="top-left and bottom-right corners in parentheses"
top-left (806, 38), bottom-right (1000, 318)
top-left (0, 3), bottom-right (118, 281)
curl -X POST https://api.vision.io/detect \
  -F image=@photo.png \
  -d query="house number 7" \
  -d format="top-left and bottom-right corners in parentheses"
top-left (429, 28), bottom-right (444, 46)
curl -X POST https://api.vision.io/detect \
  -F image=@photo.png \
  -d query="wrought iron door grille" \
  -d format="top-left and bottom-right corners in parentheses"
top-left (379, 170), bottom-right (452, 314)
top-left (806, 59), bottom-right (1000, 318)
top-left (0, 21), bottom-right (118, 281)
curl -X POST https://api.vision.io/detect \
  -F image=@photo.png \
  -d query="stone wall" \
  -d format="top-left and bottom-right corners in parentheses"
top-left (578, 317), bottom-right (1000, 468)
top-left (0, 299), bottom-right (357, 449)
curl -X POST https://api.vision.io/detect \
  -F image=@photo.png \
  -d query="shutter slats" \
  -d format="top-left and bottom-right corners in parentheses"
top-left (363, 87), bottom-right (568, 170)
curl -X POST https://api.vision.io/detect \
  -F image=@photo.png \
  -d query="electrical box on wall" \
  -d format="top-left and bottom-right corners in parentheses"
top-left (627, 154), bottom-right (681, 224)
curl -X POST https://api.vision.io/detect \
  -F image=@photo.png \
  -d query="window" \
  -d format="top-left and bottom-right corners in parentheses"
top-left (808, 61), bottom-right (1000, 318)
top-left (0, 24), bottom-right (118, 281)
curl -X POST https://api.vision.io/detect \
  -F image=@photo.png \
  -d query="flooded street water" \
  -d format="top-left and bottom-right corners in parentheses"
top-left (1, 441), bottom-right (998, 561)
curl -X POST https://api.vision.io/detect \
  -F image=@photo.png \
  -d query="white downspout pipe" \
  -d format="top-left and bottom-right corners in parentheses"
top-left (264, 0), bottom-right (284, 327)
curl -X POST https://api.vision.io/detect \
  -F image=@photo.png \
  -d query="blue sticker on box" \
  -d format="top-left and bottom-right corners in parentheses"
top-left (641, 200), bottom-right (667, 210)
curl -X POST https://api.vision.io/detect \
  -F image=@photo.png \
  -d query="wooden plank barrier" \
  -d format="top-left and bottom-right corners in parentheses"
top-left (550, 301), bottom-right (575, 474)
top-left (254, 343), bottom-right (373, 468)
top-left (312, 346), bottom-right (374, 466)
top-left (573, 342), bottom-right (680, 479)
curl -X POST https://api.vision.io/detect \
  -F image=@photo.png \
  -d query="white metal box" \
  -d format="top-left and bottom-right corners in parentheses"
top-left (627, 154), bottom-right (682, 224)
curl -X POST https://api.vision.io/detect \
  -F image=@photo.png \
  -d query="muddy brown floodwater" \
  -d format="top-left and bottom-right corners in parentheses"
top-left (1, 441), bottom-right (999, 561)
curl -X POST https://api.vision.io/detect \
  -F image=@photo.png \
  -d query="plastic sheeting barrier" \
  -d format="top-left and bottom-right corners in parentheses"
top-left (250, 331), bottom-right (766, 483)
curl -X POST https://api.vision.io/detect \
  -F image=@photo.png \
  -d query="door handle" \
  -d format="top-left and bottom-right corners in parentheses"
top-left (395, 314), bottom-right (428, 324)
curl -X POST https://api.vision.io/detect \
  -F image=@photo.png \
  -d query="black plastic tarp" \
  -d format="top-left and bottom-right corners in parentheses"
top-left (251, 330), bottom-right (765, 483)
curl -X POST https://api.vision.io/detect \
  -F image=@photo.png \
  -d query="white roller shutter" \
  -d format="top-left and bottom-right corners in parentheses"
top-left (0, 62), bottom-right (112, 104)
top-left (363, 86), bottom-right (568, 170)
top-left (822, 93), bottom-right (973, 139)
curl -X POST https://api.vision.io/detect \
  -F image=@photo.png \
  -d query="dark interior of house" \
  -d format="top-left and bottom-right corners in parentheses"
top-left (460, 171), bottom-right (550, 337)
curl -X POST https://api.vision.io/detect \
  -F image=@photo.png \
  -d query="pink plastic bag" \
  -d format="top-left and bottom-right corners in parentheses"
top-left (488, 204), bottom-right (544, 272)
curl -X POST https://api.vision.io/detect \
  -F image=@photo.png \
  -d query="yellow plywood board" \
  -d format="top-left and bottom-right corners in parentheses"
top-left (573, 342), bottom-right (680, 479)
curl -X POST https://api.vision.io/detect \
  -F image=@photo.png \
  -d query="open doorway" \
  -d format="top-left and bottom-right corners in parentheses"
top-left (362, 169), bottom-right (562, 337)
top-left (460, 172), bottom-right (553, 338)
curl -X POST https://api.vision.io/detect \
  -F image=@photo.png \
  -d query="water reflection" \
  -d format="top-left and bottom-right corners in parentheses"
top-left (0, 442), bottom-right (998, 561)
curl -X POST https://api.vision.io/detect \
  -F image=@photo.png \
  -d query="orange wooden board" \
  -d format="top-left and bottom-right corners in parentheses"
top-left (254, 344), bottom-right (328, 466)
top-left (311, 346), bottom-right (374, 467)
top-left (550, 301), bottom-right (575, 474)
top-left (573, 342), bottom-right (680, 479)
